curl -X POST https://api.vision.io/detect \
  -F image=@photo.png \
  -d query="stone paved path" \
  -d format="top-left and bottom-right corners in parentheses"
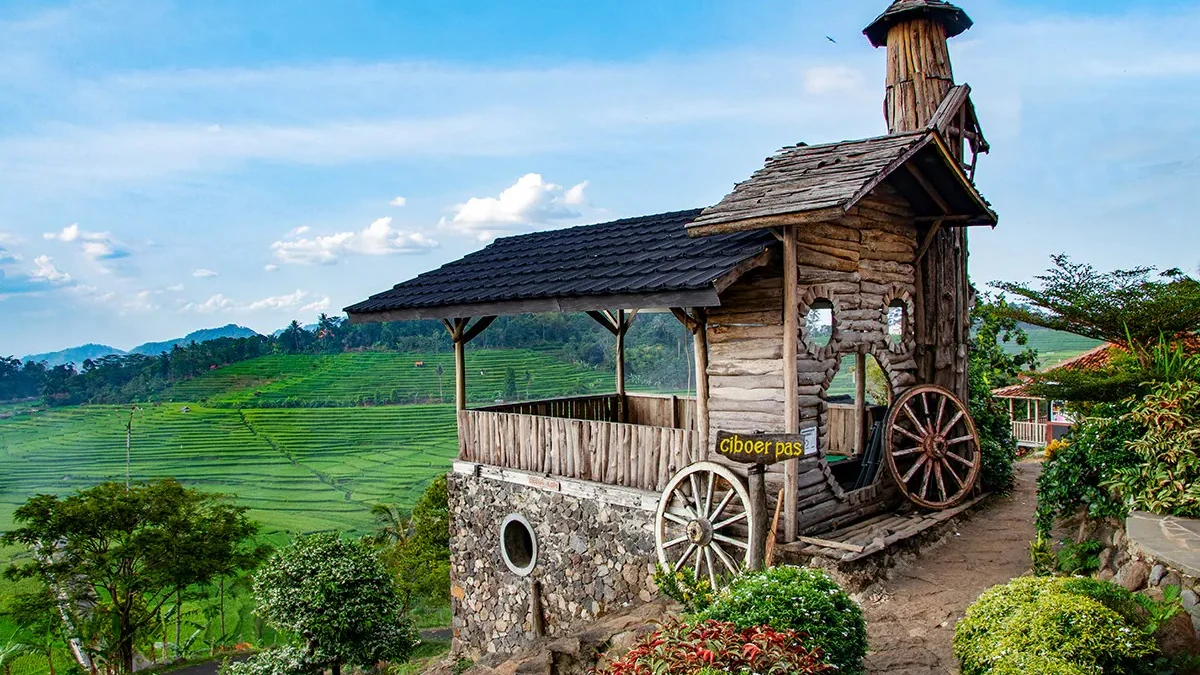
top-left (862, 462), bottom-right (1040, 674)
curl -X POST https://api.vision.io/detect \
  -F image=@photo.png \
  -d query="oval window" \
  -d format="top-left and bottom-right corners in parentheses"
top-left (500, 513), bottom-right (537, 576)
top-left (806, 299), bottom-right (834, 347)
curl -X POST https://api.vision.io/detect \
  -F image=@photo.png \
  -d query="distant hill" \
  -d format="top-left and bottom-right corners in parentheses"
top-left (20, 324), bottom-right (260, 365)
top-left (1002, 324), bottom-right (1103, 368)
top-left (130, 324), bottom-right (259, 356)
top-left (22, 343), bottom-right (126, 366)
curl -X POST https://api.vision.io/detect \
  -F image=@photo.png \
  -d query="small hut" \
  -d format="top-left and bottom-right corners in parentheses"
top-left (347, 0), bottom-right (997, 658)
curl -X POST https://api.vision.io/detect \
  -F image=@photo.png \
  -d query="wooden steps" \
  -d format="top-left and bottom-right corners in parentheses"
top-left (779, 492), bottom-right (989, 562)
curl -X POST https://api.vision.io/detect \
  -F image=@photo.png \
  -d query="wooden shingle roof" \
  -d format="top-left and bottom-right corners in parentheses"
top-left (345, 210), bottom-right (776, 322)
top-left (864, 0), bottom-right (973, 47)
top-left (687, 130), bottom-right (996, 235)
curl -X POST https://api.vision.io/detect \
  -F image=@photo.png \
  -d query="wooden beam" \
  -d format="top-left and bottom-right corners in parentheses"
top-left (347, 288), bottom-right (721, 324)
top-left (693, 309), bottom-right (709, 456)
top-left (444, 317), bottom-right (470, 411)
top-left (914, 218), bottom-right (945, 263)
top-left (904, 161), bottom-right (953, 215)
top-left (587, 310), bottom-right (619, 335)
top-left (855, 353), bottom-right (867, 456)
top-left (615, 309), bottom-right (628, 398)
top-left (461, 316), bottom-right (496, 344)
top-left (782, 225), bottom-right (799, 543)
top-left (685, 205), bottom-right (848, 237)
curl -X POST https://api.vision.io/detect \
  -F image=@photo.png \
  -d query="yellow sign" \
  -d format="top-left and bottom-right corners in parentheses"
top-left (715, 427), bottom-right (818, 465)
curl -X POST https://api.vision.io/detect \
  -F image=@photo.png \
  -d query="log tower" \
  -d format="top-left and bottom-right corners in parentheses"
top-left (865, 0), bottom-right (976, 401)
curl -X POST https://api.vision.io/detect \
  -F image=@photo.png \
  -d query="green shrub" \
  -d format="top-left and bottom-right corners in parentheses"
top-left (987, 653), bottom-right (1090, 675)
top-left (652, 564), bottom-right (717, 615)
top-left (595, 620), bottom-right (833, 675)
top-left (697, 566), bottom-right (866, 675)
top-left (1104, 380), bottom-right (1200, 517)
top-left (954, 577), bottom-right (1158, 675)
top-left (1035, 404), bottom-right (1142, 536)
top-left (1055, 538), bottom-right (1105, 576)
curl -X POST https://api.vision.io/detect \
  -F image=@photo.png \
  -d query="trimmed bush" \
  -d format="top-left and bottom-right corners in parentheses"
top-left (698, 566), bottom-right (866, 675)
top-left (954, 577), bottom-right (1158, 675)
top-left (595, 620), bottom-right (833, 675)
top-left (988, 653), bottom-right (1090, 675)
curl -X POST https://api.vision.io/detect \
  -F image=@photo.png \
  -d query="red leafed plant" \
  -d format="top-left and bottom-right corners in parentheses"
top-left (595, 620), bottom-right (834, 675)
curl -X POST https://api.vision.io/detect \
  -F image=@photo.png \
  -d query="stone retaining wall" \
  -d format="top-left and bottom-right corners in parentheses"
top-left (1084, 516), bottom-right (1200, 638)
top-left (448, 470), bottom-right (659, 658)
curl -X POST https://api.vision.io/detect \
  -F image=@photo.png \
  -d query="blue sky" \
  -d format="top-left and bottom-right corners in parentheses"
top-left (1, 0), bottom-right (1197, 357)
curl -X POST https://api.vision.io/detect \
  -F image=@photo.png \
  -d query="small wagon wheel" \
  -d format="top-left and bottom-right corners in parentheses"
top-left (655, 462), bottom-right (757, 589)
top-left (884, 385), bottom-right (982, 510)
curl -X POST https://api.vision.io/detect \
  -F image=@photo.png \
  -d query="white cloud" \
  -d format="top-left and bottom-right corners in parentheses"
top-left (388, 196), bottom-right (407, 207)
top-left (42, 223), bottom-right (129, 261)
top-left (125, 290), bottom-right (159, 312)
top-left (264, 264), bottom-right (278, 272)
top-left (441, 173), bottom-right (589, 241)
top-left (165, 283), bottom-right (184, 292)
top-left (802, 65), bottom-right (864, 95)
top-left (30, 255), bottom-right (70, 283)
top-left (192, 268), bottom-right (218, 278)
top-left (271, 217), bottom-right (438, 265)
top-left (0, 232), bottom-right (21, 245)
top-left (182, 289), bottom-right (329, 314)
top-left (0, 247), bottom-right (19, 264)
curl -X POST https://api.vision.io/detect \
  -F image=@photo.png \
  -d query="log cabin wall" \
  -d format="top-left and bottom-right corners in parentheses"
top-left (706, 182), bottom-right (921, 535)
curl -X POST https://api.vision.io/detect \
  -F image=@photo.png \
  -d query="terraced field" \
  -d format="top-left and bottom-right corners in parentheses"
top-left (166, 350), bottom-right (612, 407)
top-left (0, 403), bottom-right (455, 538)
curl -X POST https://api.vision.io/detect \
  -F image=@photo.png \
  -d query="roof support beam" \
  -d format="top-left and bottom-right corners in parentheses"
top-left (587, 309), bottom-right (638, 418)
top-left (442, 316), bottom-right (496, 411)
top-left (915, 218), bottom-right (946, 264)
top-left (671, 308), bottom-right (710, 456)
top-left (904, 161), bottom-right (953, 215)
top-left (782, 225), bottom-right (800, 544)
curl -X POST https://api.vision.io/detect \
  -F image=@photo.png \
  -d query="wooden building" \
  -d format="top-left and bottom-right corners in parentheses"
top-left (346, 0), bottom-right (998, 657)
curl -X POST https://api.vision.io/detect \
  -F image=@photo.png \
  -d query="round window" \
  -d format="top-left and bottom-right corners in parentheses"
top-left (500, 513), bottom-right (537, 576)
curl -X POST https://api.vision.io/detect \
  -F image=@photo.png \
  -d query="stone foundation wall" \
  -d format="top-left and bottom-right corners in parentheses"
top-left (1084, 518), bottom-right (1200, 638)
top-left (448, 470), bottom-right (659, 658)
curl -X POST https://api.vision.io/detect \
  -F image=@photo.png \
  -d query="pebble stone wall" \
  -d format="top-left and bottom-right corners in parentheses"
top-left (448, 471), bottom-right (660, 658)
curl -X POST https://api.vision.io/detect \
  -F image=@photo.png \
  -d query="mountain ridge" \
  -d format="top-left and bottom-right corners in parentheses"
top-left (21, 324), bottom-right (261, 366)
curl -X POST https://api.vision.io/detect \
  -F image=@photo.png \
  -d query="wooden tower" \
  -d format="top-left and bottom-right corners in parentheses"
top-left (866, 0), bottom-right (977, 401)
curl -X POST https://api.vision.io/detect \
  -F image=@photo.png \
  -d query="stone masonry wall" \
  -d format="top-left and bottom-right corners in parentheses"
top-left (448, 472), bottom-right (659, 658)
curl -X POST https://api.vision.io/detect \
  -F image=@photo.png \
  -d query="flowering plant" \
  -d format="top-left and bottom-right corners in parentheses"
top-left (596, 620), bottom-right (832, 675)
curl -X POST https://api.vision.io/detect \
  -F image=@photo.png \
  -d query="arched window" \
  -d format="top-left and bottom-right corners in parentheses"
top-left (805, 299), bottom-right (834, 347)
top-left (887, 299), bottom-right (907, 345)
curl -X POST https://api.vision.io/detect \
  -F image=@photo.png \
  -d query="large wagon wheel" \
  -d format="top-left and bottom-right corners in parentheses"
top-left (884, 385), bottom-right (982, 510)
top-left (655, 462), bottom-right (757, 589)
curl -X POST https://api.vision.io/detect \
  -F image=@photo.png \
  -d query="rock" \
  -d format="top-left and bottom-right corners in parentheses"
top-left (1181, 589), bottom-right (1199, 612)
top-left (1156, 613), bottom-right (1200, 664)
top-left (1115, 561), bottom-right (1150, 591)
top-left (1098, 548), bottom-right (1115, 572)
top-left (1163, 572), bottom-right (1183, 590)
top-left (1098, 568), bottom-right (1116, 582)
top-left (1150, 564), bottom-right (1167, 586)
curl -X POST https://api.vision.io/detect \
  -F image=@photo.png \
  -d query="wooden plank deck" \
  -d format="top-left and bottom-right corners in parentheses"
top-left (779, 492), bottom-right (989, 562)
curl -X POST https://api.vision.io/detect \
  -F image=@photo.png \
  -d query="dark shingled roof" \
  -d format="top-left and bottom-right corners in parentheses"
top-left (345, 210), bottom-right (776, 321)
top-left (687, 130), bottom-right (996, 234)
top-left (864, 0), bottom-right (973, 48)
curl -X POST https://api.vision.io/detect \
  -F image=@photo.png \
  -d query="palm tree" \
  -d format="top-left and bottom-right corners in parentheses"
top-left (0, 633), bottom-right (33, 675)
top-left (366, 504), bottom-right (410, 547)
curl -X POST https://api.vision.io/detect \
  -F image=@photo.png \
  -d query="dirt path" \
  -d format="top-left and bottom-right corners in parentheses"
top-left (862, 462), bottom-right (1040, 674)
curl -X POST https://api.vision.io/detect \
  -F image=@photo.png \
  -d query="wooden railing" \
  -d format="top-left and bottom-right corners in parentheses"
top-left (458, 409), bottom-right (700, 492)
top-left (480, 393), bottom-right (697, 430)
top-left (1012, 421), bottom-right (1047, 446)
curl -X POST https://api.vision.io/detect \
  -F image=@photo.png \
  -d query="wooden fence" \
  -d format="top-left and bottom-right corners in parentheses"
top-left (481, 393), bottom-right (697, 430)
top-left (1012, 420), bottom-right (1047, 447)
top-left (458, 409), bottom-right (701, 493)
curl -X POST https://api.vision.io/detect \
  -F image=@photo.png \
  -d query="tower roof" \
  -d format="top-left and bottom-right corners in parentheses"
top-left (863, 0), bottom-right (973, 47)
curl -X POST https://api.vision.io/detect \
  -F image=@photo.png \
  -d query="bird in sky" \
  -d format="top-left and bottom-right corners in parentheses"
top-left (826, 35), bottom-right (837, 43)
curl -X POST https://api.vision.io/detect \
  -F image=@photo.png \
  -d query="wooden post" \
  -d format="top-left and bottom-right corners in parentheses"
top-left (530, 579), bottom-right (545, 637)
top-left (616, 309), bottom-right (627, 398)
top-left (693, 311), bottom-right (710, 457)
top-left (442, 316), bottom-right (496, 412)
top-left (782, 225), bottom-right (799, 543)
top-left (855, 353), bottom-right (867, 456)
top-left (747, 464), bottom-right (767, 571)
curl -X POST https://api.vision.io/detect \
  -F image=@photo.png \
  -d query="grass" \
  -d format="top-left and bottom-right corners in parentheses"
top-left (165, 350), bottom-right (613, 407)
top-left (1006, 325), bottom-right (1104, 368)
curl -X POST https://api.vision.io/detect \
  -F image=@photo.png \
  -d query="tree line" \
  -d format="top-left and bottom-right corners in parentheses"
top-left (2, 313), bottom-right (694, 406)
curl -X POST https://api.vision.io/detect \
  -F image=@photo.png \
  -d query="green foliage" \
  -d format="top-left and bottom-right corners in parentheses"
top-left (1055, 539), bottom-right (1105, 576)
top-left (991, 255), bottom-right (1200, 354)
top-left (2, 480), bottom-right (260, 674)
top-left (986, 653), bottom-right (1091, 675)
top-left (970, 293), bottom-right (1036, 494)
top-left (1103, 380), bottom-right (1200, 517)
top-left (221, 646), bottom-right (315, 675)
top-left (450, 658), bottom-right (473, 675)
top-left (1034, 403), bottom-right (1143, 536)
top-left (1030, 534), bottom-right (1057, 577)
top-left (246, 533), bottom-right (416, 675)
top-left (594, 620), bottom-right (834, 675)
top-left (1, 586), bottom-right (64, 675)
top-left (651, 565), bottom-right (717, 615)
top-left (377, 476), bottom-right (451, 612)
top-left (1134, 585), bottom-right (1185, 636)
top-left (954, 576), bottom-right (1159, 675)
top-left (697, 566), bottom-right (866, 675)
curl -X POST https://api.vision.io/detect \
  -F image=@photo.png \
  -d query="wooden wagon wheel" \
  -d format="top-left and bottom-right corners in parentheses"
top-left (884, 385), bottom-right (982, 510)
top-left (655, 462), bottom-right (757, 589)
